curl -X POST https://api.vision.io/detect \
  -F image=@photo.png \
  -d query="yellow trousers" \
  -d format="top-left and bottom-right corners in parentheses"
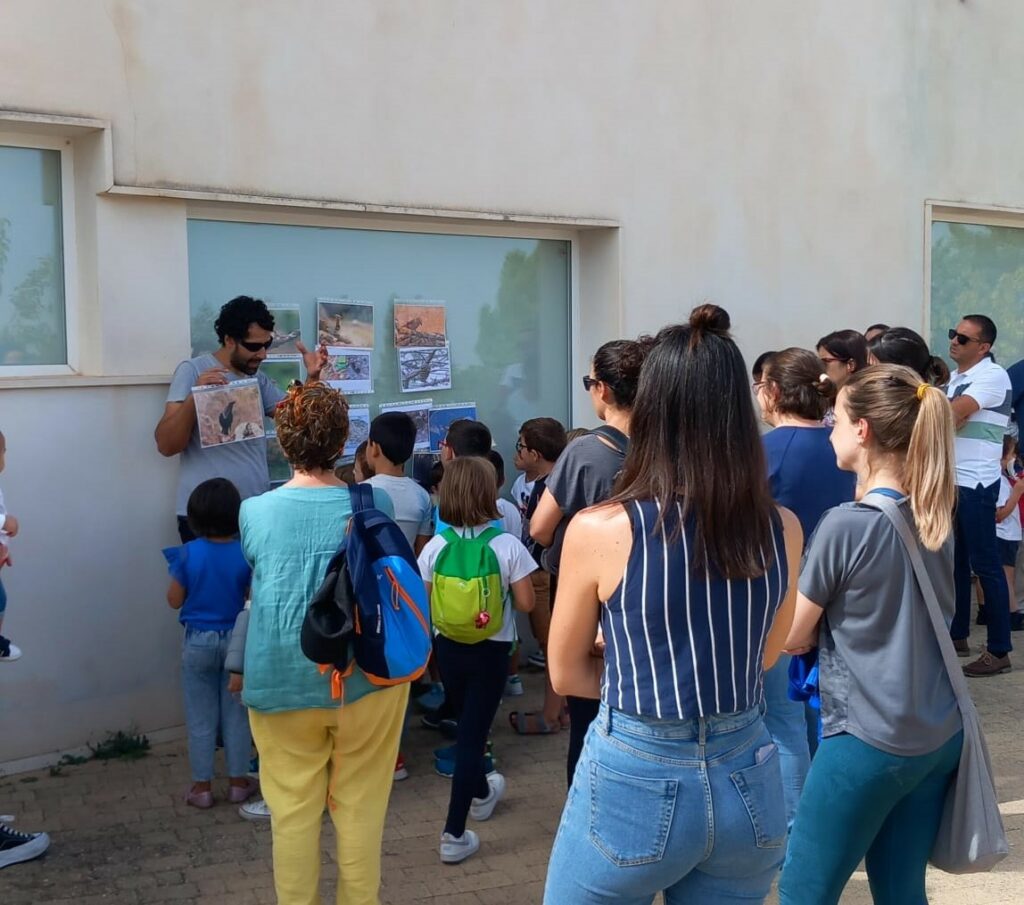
top-left (249, 683), bottom-right (409, 905)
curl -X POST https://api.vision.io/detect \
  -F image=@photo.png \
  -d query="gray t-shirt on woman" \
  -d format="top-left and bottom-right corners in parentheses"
top-left (799, 499), bottom-right (961, 756)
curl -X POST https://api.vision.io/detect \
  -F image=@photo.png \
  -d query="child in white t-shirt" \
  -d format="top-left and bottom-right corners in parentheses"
top-left (365, 413), bottom-right (433, 554)
top-left (996, 436), bottom-right (1024, 631)
top-left (0, 430), bottom-right (21, 662)
top-left (417, 457), bottom-right (535, 865)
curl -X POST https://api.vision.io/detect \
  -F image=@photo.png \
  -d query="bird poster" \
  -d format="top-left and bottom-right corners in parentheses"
top-left (317, 299), bottom-right (375, 348)
top-left (398, 346), bottom-right (452, 393)
top-left (379, 399), bottom-right (432, 451)
top-left (267, 306), bottom-right (303, 357)
top-left (343, 406), bottom-right (372, 458)
top-left (428, 402), bottom-right (477, 452)
top-left (394, 301), bottom-right (447, 347)
top-left (192, 379), bottom-right (266, 448)
top-left (260, 358), bottom-right (302, 395)
top-left (322, 347), bottom-right (373, 396)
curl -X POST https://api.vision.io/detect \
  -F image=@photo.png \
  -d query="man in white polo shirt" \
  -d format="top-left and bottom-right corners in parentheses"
top-left (946, 314), bottom-right (1013, 677)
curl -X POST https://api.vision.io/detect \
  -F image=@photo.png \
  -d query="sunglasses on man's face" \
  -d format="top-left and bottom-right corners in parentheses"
top-left (238, 338), bottom-right (274, 352)
top-left (948, 329), bottom-right (982, 346)
top-left (582, 375), bottom-right (599, 391)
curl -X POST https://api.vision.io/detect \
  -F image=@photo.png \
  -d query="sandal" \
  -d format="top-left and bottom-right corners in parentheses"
top-left (509, 711), bottom-right (560, 735)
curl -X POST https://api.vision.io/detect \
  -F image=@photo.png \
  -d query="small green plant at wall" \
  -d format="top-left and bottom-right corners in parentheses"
top-left (89, 729), bottom-right (151, 762)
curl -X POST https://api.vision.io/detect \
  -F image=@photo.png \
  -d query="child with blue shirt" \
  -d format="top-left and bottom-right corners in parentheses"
top-left (164, 477), bottom-right (258, 810)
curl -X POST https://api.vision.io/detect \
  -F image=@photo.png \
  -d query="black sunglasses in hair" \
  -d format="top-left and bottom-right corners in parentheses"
top-left (948, 328), bottom-right (983, 346)
top-left (582, 375), bottom-right (599, 391)
top-left (237, 338), bottom-right (274, 352)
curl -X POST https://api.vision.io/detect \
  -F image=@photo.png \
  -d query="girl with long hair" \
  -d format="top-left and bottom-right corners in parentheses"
top-left (543, 306), bottom-right (802, 904)
top-left (867, 326), bottom-right (950, 386)
top-left (779, 365), bottom-right (963, 904)
top-left (817, 329), bottom-right (869, 389)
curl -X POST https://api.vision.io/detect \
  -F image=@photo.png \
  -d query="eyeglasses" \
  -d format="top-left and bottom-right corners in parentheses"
top-left (238, 338), bottom-right (274, 352)
top-left (819, 356), bottom-right (848, 366)
top-left (515, 439), bottom-right (526, 452)
top-left (948, 329), bottom-right (983, 346)
top-left (582, 375), bottom-right (599, 391)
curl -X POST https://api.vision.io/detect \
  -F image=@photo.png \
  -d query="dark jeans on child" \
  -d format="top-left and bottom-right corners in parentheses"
top-left (434, 635), bottom-right (511, 837)
top-left (566, 696), bottom-right (600, 788)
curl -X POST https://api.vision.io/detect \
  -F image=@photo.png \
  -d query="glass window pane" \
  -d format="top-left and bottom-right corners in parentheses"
top-left (186, 220), bottom-right (571, 469)
top-left (931, 221), bottom-right (1024, 368)
top-left (0, 146), bottom-right (67, 366)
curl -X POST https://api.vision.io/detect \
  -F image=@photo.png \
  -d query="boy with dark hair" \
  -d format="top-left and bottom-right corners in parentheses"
top-left (441, 419), bottom-right (492, 460)
top-left (365, 413), bottom-right (432, 554)
top-left (487, 449), bottom-right (523, 538)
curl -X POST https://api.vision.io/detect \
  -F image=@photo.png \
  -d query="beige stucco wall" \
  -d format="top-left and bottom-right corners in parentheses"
top-left (2, 0), bottom-right (1023, 766)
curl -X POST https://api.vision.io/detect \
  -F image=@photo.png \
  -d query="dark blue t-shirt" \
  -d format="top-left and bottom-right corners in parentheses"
top-left (763, 426), bottom-right (857, 548)
top-left (1006, 359), bottom-right (1024, 430)
top-left (162, 538), bottom-right (251, 631)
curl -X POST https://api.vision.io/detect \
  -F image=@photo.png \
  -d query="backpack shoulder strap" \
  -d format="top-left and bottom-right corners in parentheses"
top-left (589, 425), bottom-right (629, 456)
top-left (348, 482), bottom-right (376, 514)
top-left (477, 526), bottom-right (503, 544)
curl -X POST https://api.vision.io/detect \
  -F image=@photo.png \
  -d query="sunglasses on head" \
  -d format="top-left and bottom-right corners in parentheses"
top-left (948, 329), bottom-right (982, 346)
top-left (237, 338), bottom-right (274, 352)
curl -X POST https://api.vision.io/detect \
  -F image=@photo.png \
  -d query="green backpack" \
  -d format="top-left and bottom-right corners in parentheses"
top-left (431, 527), bottom-right (505, 643)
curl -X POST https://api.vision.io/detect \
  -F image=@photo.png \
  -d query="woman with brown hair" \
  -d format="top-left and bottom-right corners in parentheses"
top-left (817, 329), bottom-right (869, 388)
top-left (239, 382), bottom-right (400, 905)
top-left (779, 365), bottom-right (964, 904)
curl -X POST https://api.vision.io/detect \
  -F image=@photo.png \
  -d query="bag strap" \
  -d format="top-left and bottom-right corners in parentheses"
top-left (588, 425), bottom-right (629, 457)
top-left (860, 494), bottom-right (975, 717)
top-left (347, 482), bottom-right (376, 514)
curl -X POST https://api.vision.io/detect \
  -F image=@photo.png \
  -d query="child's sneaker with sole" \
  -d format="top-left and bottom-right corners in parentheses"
top-left (0, 636), bottom-right (22, 662)
top-left (440, 829), bottom-right (479, 864)
top-left (469, 772), bottom-right (506, 821)
top-left (0, 822), bottom-right (49, 869)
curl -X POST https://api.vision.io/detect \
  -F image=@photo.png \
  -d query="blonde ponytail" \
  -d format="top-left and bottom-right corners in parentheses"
top-left (843, 365), bottom-right (956, 550)
top-left (905, 386), bottom-right (956, 550)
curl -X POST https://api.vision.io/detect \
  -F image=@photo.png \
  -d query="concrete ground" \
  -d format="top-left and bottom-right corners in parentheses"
top-left (2, 627), bottom-right (1021, 904)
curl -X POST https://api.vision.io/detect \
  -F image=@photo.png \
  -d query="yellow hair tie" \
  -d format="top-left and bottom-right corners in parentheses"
top-left (916, 383), bottom-right (929, 401)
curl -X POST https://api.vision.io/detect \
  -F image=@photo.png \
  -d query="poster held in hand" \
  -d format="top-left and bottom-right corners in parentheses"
top-left (193, 379), bottom-right (266, 448)
top-left (323, 347), bottom-right (373, 395)
top-left (398, 346), bottom-right (452, 392)
top-left (344, 406), bottom-right (372, 458)
top-left (268, 305), bottom-right (303, 357)
top-left (379, 399), bottom-right (432, 451)
top-left (317, 299), bottom-right (375, 348)
top-left (428, 403), bottom-right (477, 452)
top-left (394, 301), bottom-right (447, 347)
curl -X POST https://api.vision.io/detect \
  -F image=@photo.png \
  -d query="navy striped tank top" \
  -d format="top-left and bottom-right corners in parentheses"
top-left (602, 499), bottom-right (788, 720)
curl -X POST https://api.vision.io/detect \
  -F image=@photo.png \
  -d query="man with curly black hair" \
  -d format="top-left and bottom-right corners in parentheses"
top-left (155, 295), bottom-right (326, 542)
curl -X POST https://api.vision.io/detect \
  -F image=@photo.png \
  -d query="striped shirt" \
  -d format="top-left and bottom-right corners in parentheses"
top-left (601, 500), bottom-right (788, 720)
top-left (947, 357), bottom-right (1011, 488)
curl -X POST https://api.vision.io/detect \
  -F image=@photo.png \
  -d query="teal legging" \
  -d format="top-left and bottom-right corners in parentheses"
top-left (778, 730), bottom-right (962, 905)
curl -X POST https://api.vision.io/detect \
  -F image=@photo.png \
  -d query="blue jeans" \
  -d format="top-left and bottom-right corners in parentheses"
top-left (544, 704), bottom-right (786, 905)
top-left (762, 655), bottom-right (810, 827)
top-left (182, 627), bottom-right (252, 782)
top-left (779, 730), bottom-right (962, 905)
top-left (0, 575), bottom-right (7, 616)
top-left (951, 481), bottom-right (1012, 656)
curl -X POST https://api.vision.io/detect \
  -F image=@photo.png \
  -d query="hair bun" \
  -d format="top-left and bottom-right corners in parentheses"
top-left (689, 303), bottom-right (731, 334)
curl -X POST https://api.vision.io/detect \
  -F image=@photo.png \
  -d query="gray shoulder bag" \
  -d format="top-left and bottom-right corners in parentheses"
top-left (862, 495), bottom-right (1008, 873)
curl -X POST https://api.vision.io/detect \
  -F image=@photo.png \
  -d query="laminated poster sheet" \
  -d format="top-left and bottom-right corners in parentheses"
top-left (260, 358), bottom-right (302, 395)
top-left (428, 402), bottom-right (477, 452)
top-left (193, 379), bottom-right (266, 448)
top-left (393, 301), bottom-right (448, 348)
top-left (317, 299), bottom-right (376, 348)
top-left (268, 305), bottom-right (303, 357)
top-left (266, 433), bottom-right (292, 485)
top-left (323, 347), bottom-right (373, 396)
top-left (344, 406), bottom-right (372, 458)
top-left (379, 399), bottom-right (432, 451)
top-left (398, 346), bottom-right (452, 393)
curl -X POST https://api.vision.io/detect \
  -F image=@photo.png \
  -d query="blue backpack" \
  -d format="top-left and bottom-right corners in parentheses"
top-left (300, 484), bottom-right (432, 693)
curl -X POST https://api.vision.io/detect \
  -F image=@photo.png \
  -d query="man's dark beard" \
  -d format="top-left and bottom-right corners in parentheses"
top-left (230, 351), bottom-right (261, 375)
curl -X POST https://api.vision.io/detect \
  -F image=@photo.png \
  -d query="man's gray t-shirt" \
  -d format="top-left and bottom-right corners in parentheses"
top-left (799, 500), bottom-right (961, 756)
top-left (542, 432), bottom-right (625, 575)
top-left (167, 354), bottom-right (286, 515)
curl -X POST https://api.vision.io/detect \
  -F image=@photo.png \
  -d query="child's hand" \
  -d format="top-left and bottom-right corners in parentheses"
top-left (0, 549), bottom-right (12, 568)
top-left (227, 673), bottom-right (243, 694)
top-left (3, 515), bottom-right (18, 538)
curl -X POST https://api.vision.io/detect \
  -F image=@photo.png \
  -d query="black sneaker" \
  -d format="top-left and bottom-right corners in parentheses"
top-left (0, 822), bottom-right (50, 869)
top-left (976, 606), bottom-right (988, 626)
top-left (1011, 612), bottom-right (1024, 632)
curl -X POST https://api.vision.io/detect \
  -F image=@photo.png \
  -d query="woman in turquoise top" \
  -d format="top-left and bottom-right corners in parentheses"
top-left (240, 382), bottom-right (405, 905)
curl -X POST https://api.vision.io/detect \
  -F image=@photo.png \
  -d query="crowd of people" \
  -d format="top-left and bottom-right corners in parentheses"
top-left (0, 294), bottom-right (1015, 904)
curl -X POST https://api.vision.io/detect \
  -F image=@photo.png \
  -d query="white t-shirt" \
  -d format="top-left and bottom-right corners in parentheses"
top-left (366, 474), bottom-right (433, 549)
top-left (947, 357), bottom-right (1012, 488)
top-left (510, 474), bottom-right (535, 518)
top-left (996, 475), bottom-right (1022, 542)
top-left (417, 526), bottom-right (536, 643)
top-left (496, 498), bottom-right (523, 539)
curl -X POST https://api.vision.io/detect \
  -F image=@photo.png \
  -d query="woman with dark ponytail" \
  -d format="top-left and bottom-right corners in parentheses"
top-left (544, 305), bottom-right (802, 904)
top-left (529, 335), bottom-right (655, 785)
top-left (867, 326), bottom-right (950, 386)
top-left (779, 365), bottom-right (964, 904)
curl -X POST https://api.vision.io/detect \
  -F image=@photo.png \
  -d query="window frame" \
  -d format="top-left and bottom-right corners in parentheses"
top-left (0, 131), bottom-right (79, 376)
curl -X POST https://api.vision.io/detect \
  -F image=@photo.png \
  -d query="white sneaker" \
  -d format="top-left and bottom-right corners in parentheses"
top-left (0, 823), bottom-right (50, 869)
top-left (505, 675), bottom-right (524, 696)
top-left (0, 636), bottom-right (22, 662)
top-left (238, 798), bottom-right (271, 821)
top-left (439, 829), bottom-right (480, 864)
top-left (469, 772), bottom-right (506, 822)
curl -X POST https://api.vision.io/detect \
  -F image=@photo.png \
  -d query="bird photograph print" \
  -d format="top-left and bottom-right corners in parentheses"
top-left (192, 379), bottom-right (266, 448)
top-left (393, 301), bottom-right (447, 347)
top-left (317, 299), bottom-right (376, 347)
top-left (399, 346), bottom-right (452, 392)
top-left (267, 306), bottom-right (303, 356)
